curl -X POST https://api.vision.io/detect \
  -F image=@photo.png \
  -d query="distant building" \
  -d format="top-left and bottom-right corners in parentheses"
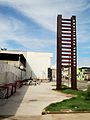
top-left (78, 67), bottom-right (90, 80)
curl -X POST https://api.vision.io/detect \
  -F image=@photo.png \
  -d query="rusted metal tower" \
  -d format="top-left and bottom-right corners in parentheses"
top-left (57, 15), bottom-right (77, 90)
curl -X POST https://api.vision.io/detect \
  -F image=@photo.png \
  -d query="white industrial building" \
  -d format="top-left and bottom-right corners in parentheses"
top-left (26, 52), bottom-right (52, 79)
top-left (0, 50), bottom-right (53, 84)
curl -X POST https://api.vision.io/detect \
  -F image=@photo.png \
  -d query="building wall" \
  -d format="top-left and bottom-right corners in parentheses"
top-left (0, 62), bottom-right (25, 84)
top-left (0, 60), bottom-right (19, 68)
top-left (26, 52), bottom-right (53, 79)
top-left (0, 50), bottom-right (53, 81)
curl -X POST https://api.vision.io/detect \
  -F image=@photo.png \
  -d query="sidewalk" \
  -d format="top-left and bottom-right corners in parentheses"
top-left (0, 82), bottom-right (69, 116)
top-left (0, 82), bottom-right (90, 120)
top-left (1, 113), bottom-right (90, 120)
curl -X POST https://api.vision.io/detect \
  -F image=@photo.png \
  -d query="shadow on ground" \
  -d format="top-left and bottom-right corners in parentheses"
top-left (0, 85), bottom-right (29, 118)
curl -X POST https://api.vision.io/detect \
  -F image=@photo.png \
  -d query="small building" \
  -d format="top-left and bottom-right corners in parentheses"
top-left (78, 67), bottom-right (90, 80)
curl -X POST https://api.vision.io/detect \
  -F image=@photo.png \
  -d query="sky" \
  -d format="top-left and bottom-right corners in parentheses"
top-left (0, 0), bottom-right (90, 67)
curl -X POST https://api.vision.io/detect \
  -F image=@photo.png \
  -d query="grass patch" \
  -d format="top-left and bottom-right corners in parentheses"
top-left (61, 88), bottom-right (86, 97)
top-left (45, 87), bottom-right (90, 112)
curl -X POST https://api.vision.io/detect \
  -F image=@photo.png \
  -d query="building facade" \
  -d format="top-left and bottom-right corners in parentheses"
top-left (0, 50), bottom-right (52, 84)
top-left (26, 52), bottom-right (53, 80)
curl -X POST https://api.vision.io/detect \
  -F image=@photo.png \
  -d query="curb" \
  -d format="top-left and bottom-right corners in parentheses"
top-left (42, 110), bottom-right (90, 115)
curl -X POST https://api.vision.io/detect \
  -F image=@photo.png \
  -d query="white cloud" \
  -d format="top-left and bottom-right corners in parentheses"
top-left (0, 0), bottom-right (89, 31)
top-left (0, 0), bottom-right (90, 66)
top-left (0, 14), bottom-right (25, 47)
top-left (0, 15), bottom-right (54, 50)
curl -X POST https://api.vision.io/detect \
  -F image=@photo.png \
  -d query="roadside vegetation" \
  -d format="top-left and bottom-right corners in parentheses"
top-left (45, 85), bottom-right (90, 112)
